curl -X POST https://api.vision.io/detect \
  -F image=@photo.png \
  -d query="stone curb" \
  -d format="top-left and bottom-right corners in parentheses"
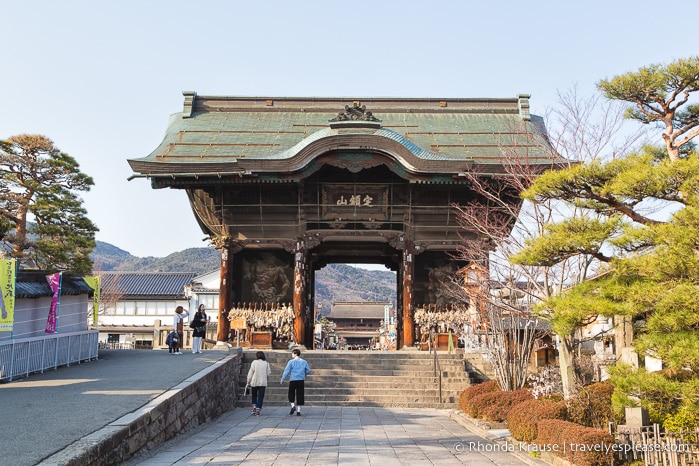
top-left (448, 409), bottom-right (552, 466)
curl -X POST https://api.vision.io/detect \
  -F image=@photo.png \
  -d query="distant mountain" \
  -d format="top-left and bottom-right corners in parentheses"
top-left (90, 241), bottom-right (220, 275)
top-left (90, 241), bottom-right (397, 307)
top-left (314, 263), bottom-right (396, 312)
top-left (90, 242), bottom-right (135, 271)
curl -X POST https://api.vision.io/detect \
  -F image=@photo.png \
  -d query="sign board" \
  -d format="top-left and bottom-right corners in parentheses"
top-left (230, 318), bottom-right (247, 329)
top-left (321, 184), bottom-right (388, 221)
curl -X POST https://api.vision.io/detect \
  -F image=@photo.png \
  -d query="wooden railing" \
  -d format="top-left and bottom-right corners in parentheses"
top-left (616, 424), bottom-right (699, 465)
top-left (152, 322), bottom-right (218, 349)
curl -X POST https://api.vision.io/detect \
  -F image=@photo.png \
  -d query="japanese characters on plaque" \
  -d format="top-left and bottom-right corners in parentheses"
top-left (321, 184), bottom-right (388, 221)
top-left (335, 194), bottom-right (374, 207)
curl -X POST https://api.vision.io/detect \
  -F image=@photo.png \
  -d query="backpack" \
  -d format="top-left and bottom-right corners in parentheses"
top-left (166, 331), bottom-right (178, 345)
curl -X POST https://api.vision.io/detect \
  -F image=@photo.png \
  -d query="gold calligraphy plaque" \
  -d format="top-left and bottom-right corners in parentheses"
top-left (321, 184), bottom-right (388, 221)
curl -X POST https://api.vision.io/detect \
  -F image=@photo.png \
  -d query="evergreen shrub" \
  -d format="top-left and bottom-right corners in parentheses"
top-left (663, 403), bottom-right (699, 434)
top-left (471, 388), bottom-right (533, 422)
top-left (567, 381), bottom-right (619, 428)
top-left (507, 398), bottom-right (568, 442)
top-left (458, 380), bottom-right (499, 417)
top-left (536, 419), bottom-right (615, 466)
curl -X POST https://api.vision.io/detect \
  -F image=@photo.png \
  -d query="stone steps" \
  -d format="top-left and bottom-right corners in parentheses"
top-left (243, 387), bottom-right (460, 404)
top-left (237, 349), bottom-right (487, 408)
top-left (261, 380), bottom-right (472, 389)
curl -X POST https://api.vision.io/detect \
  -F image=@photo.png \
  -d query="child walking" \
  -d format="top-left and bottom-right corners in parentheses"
top-left (166, 331), bottom-right (179, 354)
top-left (280, 348), bottom-right (311, 416)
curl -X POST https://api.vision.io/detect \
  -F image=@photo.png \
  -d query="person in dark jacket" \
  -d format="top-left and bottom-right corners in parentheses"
top-left (191, 304), bottom-right (208, 354)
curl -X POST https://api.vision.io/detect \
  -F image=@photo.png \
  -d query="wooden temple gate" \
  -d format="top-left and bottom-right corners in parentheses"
top-left (128, 94), bottom-right (554, 348)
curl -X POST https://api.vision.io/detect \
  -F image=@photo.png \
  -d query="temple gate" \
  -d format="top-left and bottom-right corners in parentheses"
top-left (128, 94), bottom-right (555, 348)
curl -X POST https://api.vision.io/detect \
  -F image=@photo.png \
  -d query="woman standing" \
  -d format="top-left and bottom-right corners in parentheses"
top-left (246, 351), bottom-right (271, 415)
top-left (172, 306), bottom-right (189, 355)
top-left (191, 304), bottom-right (209, 354)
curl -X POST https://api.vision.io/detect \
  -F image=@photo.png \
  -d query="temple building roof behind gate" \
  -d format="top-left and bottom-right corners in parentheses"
top-left (328, 302), bottom-right (389, 320)
top-left (128, 93), bottom-right (559, 184)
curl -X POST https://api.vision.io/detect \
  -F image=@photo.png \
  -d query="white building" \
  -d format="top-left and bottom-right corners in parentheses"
top-left (97, 271), bottom-right (219, 348)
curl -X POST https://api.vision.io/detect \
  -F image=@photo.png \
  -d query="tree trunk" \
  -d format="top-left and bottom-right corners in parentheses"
top-left (558, 333), bottom-right (577, 399)
top-left (11, 203), bottom-right (30, 260)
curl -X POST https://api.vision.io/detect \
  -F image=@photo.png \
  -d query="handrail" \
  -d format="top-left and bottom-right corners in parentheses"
top-left (0, 330), bottom-right (99, 382)
top-left (429, 328), bottom-right (443, 403)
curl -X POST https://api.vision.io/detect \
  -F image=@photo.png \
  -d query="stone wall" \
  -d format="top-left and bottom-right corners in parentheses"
top-left (40, 347), bottom-right (243, 466)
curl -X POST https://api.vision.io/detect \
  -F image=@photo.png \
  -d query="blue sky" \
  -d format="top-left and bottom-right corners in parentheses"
top-left (2, 0), bottom-right (697, 258)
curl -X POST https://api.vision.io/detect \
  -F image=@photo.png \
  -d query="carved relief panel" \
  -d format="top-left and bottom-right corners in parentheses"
top-left (238, 251), bottom-right (294, 304)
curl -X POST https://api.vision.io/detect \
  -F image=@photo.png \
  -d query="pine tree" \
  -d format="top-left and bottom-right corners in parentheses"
top-left (453, 88), bottom-right (645, 395)
top-left (514, 57), bottom-right (699, 427)
top-left (0, 134), bottom-right (98, 273)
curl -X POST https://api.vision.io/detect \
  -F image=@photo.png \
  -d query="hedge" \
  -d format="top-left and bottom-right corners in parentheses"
top-left (458, 380), bottom-right (500, 418)
top-left (507, 398), bottom-right (568, 442)
top-left (536, 419), bottom-right (615, 466)
top-left (469, 388), bottom-right (533, 422)
top-left (567, 381), bottom-right (619, 428)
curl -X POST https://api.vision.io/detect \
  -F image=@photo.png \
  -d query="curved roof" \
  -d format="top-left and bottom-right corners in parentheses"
top-left (128, 93), bottom-right (558, 184)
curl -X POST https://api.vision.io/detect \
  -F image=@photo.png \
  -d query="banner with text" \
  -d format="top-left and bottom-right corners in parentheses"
top-left (83, 275), bottom-right (101, 327)
top-left (0, 259), bottom-right (16, 332)
top-left (45, 272), bottom-right (62, 333)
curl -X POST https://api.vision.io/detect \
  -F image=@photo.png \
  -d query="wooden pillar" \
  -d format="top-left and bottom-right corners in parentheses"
top-left (402, 245), bottom-right (415, 348)
top-left (293, 241), bottom-right (306, 346)
top-left (216, 241), bottom-right (232, 342)
top-left (304, 259), bottom-right (314, 345)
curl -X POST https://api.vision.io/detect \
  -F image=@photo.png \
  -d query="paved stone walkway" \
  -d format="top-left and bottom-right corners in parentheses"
top-left (0, 348), bottom-right (231, 466)
top-left (123, 406), bottom-right (539, 465)
top-left (1, 348), bottom-right (546, 466)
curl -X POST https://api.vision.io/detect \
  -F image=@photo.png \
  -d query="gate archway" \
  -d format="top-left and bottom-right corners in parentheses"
top-left (128, 94), bottom-right (555, 348)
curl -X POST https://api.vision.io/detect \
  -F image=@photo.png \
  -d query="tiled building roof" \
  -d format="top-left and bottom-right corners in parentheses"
top-left (128, 94), bottom-right (559, 184)
top-left (99, 272), bottom-right (196, 298)
top-left (328, 302), bottom-right (388, 320)
top-left (15, 270), bottom-right (94, 298)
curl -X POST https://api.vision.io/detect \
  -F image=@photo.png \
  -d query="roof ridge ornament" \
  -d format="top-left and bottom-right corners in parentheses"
top-left (182, 91), bottom-right (196, 118)
top-left (517, 94), bottom-right (531, 121)
top-left (329, 101), bottom-right (382, 129)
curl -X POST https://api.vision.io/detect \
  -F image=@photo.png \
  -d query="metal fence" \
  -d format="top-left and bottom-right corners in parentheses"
top-left (0, 330), bottom-right (99, 382)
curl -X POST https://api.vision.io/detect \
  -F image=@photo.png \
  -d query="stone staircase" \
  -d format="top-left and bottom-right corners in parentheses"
top-left (237, 349), bottom-right (491, 409)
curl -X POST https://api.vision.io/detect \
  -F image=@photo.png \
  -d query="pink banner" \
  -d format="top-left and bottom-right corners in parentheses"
top-left (45, 272), bottom-right (61, 333)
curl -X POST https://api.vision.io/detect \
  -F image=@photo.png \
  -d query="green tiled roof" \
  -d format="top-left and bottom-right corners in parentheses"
top-left (128, 93), bottom-right (557, 181)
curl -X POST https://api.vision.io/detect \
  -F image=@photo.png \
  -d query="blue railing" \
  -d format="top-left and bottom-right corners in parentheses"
top-left (0, 330), bottom-right (99, 382)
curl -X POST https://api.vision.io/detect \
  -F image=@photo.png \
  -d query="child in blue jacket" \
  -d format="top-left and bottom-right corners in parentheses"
top-left (166, 331), bottom-right (179, 354)
top-left (280, 348), bottom-right (311, 415)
